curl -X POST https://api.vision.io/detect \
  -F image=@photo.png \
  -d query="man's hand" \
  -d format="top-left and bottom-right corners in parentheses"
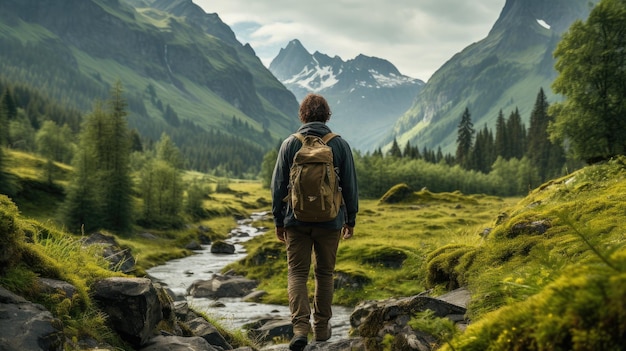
top-left (276, 226), bottom-right (286, 243)
top-left (341, 225), bottom-right (354, 240)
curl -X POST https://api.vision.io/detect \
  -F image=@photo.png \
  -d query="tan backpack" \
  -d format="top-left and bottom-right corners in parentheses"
top-left (285, 132), bottom-right (342, 222)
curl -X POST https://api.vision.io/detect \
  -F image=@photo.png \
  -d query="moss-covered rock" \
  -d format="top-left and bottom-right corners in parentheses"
top-left (0, 195), bottom-right (24, 272)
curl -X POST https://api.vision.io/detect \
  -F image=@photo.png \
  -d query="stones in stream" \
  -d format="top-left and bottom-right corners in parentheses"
top-left (186, 272), bottom-right (259, 299)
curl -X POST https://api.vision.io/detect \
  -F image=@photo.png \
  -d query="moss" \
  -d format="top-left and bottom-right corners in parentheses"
top-left (379, 183), bottom-right (414, 204)
top-left (0, 195), bottom-right (24, 271)
top-left (442, 269), bottom-right (626, 351)
top-left (425, 244), bottom-right (477, 289)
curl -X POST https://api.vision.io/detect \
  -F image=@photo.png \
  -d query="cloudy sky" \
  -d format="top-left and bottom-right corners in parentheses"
top-left (194, 0), bottom-right (506, 81)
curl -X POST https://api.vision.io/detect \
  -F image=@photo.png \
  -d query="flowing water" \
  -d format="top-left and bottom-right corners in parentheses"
top-left (147, 212), bottom-right (353, 341)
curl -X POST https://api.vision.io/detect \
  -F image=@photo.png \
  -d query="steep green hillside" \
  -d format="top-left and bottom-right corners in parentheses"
top-left (388, 0), bottom-right (598, 154)
top-left (0, 0), bottom-right (299, 175)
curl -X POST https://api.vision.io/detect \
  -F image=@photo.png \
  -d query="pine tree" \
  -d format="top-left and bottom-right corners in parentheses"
top-left (60, 149), bottom-right (103, 233)
top-left (470, 125), bottom-right (495, 173)
top-left (101, 81), bottom-right (133, 233)
top-left (403, 141), bottom-right (411, 158)
top-left (456, 107), bottom-right (475, 169)
top-left (0, 89), bottom-right (18, 121)
top-left (61, 82), bottom-right (133, 234)
top-left (402, 141), bottom-right (421, 159)
top-left (129, 129), bottom-right (143, 152)
top-left (527, 88), bottom-right (565, 181)
top-left (388, 138), bottom-right (402, 158)
top-left (494, 110), bottom-right (507, 159)
top-left (506, 108), bottom-right (526, 160)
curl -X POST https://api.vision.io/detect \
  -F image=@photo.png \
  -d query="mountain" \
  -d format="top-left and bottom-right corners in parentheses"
top-left (269, 39), bottom-right (424, 152)
top-left (387, 0), bottom-right (598, 154)
top-left (0, 0), bottom-right (300, 174)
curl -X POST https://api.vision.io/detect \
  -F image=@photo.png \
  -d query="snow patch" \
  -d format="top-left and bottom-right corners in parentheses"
top-left (284, 60), bottom-right (339, 92)
top-left (537, 19), bottom-right (551, 30)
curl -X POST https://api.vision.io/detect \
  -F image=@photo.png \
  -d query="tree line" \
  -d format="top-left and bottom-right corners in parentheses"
top-left (339, 88), bottom-right (572, 198)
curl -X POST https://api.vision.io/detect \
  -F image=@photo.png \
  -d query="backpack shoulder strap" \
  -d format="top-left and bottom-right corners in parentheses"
top-left (292, 133), bottom-right (305, 143)
top-left (322, 133), bottom-right (339, 144)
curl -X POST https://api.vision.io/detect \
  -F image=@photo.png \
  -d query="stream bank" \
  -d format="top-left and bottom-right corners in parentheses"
top-left (147, 212), bottom-right (352, 341)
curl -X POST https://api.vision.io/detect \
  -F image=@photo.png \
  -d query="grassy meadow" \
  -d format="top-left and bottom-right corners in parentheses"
top-left (1, 148), bottom-right (625, 349)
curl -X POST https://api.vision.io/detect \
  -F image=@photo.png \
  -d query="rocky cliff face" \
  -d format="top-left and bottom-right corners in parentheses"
top-left (270, 39), bottom-right (424, 152)
top-left (388, 0), bottom-right (598, 154)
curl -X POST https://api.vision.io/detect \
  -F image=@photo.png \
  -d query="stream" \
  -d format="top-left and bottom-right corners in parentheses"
top-left (146, 212), bottom-right (353, 341)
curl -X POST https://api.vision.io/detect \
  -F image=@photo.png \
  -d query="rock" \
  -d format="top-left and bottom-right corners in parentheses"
top-left (187, 317), bottom-right (232, 350)
top-left (305, 339), bottom-right (367, 350)
top-left (186, 240), bottom-right (203, 250)
top-left (82, 232), bottom-right (136, 273)
top-left (37, 278), bottom-right (77, 299)
top-left (139, 335), bottom-right (217, 351)
top-left (350, 289), bottom-right (469, 350)
top-left (211, 240), bottom-right (236, 254)
top-left (509, 220), bottom-right (551, 237)
top-left (208, 301), bottom-right (226, 308)
top-left (91, 277), bottom-right (163, 347)
top-left (187, 274), bottom-right (258, 298)
top-left (0, 286), bottom-right (64, 351)
top-left (245, 316), bottom-right (293, 343)
top-left (198, 233), bottom-right (212, 245)
top-left (242, 290), bottom-right (267, 302)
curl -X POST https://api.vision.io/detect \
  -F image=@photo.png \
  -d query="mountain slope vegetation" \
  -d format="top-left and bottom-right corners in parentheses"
top-left (388, 0), bottom-right (599, 154)
top-left (0, 0), bottom-right (300, 176)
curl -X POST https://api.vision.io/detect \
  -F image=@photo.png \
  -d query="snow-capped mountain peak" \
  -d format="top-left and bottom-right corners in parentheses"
top-left (270, 40), bottom-right (421, 94)
top-left (269, 39), bottom-right (424, 152)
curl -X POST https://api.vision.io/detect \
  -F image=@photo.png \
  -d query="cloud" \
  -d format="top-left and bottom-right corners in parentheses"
top-left (195, 0), bottom-right (506, 81)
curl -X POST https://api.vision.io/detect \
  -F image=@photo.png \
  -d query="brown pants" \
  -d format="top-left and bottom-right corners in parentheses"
top-left (285, 226), bottom-right (341, 337)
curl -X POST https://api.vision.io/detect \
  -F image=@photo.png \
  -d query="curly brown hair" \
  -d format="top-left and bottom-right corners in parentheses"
top-left (299, 93), bottom-right (332, 123)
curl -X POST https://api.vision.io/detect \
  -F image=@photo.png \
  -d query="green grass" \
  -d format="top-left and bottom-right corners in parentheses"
top-left (226, 187), bottom-right (519, 305)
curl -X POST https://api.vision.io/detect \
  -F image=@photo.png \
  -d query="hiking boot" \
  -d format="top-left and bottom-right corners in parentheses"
top-left (315, 323), bottom-right (332, 342)
top-left (289, 335), bottom-right (308, 351)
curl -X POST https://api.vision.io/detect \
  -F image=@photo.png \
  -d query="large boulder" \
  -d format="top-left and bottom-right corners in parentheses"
top-left (186, 274), bottom-right (258, 298)
top-left (0, 286), bottom-right (64, 351)
top-left (350, 288), bottom-right (470, 350)
top-left (210, 240), bottom-right (236, 254)
top-left (91, 277), bottom-right (163, 348)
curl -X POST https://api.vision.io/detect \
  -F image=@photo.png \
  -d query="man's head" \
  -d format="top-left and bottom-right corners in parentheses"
top-left (299, 93), bottom-right (331, 123)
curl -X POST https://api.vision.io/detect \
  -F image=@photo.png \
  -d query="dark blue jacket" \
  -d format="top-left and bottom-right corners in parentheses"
top-left (271, 122), bottom-right (358, 230)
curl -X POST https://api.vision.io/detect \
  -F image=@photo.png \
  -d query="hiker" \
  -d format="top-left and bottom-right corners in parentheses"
top-left (271, 93), bottom-right (358, 350)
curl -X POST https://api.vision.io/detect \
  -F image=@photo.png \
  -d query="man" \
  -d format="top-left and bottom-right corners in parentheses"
top-left (271, 93), bottom-right (358, 350)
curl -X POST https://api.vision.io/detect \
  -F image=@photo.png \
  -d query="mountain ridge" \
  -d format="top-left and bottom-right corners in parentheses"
top-left (0, 0), bottom-right (300, 174)
top-left (269, 39), bottom-right (424, 151)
